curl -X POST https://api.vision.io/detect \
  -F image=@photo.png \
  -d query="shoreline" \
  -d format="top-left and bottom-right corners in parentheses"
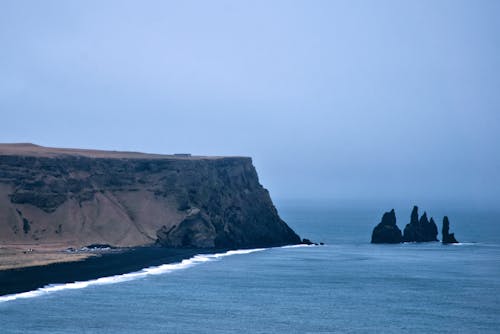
top-left (0, 246), bottom-right (209, 297)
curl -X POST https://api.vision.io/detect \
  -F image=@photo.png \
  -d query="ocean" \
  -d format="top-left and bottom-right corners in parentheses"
top-left (1, 200), bottom-right (499, 333)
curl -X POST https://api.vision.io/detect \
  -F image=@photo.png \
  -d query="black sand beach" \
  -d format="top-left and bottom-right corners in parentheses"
top-left (0, 247), bottom-right (206, 296)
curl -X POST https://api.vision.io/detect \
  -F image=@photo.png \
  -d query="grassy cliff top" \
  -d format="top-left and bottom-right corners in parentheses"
top-left (0, 143), bottom-right (245, 160)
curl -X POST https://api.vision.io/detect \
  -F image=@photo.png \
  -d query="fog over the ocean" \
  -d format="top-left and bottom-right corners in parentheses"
top-left (1, 0), bottom-right (499, 206)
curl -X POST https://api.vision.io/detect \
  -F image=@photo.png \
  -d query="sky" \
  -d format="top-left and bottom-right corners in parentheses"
top-left (1, 0), bottom-right (499, 206)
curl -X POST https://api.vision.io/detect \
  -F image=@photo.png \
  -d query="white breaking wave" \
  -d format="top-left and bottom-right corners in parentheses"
top-left (0, 247), bottom-right (267, 303)
top-left (281, 244), bottom-right (313, 248)
top-left (450, 242), bottom-right (475, 246)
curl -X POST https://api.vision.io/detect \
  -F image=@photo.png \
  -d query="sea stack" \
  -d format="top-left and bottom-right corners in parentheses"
top-left (371, 209), bottom-right (402, 243)
top-left (442, 216), bottom-right (459, 244)
top-left (402, 206), bottom-right (439, 242)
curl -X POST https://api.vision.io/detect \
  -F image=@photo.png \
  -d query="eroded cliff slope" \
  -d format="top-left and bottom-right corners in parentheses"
top-left (0, 144), bottom-right (300, 250)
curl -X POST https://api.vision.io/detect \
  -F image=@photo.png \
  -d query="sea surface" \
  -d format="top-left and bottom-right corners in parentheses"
top-left (1, 200), bottom-right (500, 333)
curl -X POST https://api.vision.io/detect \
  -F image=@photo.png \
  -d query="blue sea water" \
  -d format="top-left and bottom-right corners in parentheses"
top-left (1, 201), bottom-right (500, 333)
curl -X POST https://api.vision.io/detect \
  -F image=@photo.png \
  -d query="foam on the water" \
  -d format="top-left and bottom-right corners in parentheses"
top-left (0, 247), bottom-right (267, 303)
top-left (281, 244), bottom-right (314, 248)
top-left (450, 242), bottom-right (475, 246)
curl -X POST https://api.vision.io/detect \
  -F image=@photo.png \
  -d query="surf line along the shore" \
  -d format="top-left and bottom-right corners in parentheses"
top-left (0, 248), bottom-right (270, 303)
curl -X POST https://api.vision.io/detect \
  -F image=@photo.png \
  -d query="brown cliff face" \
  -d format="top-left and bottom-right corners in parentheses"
top-left (0, 144), bottom-right (300, 249)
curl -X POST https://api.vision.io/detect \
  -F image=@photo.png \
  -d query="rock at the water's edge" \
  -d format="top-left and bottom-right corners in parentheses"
top-left (301, 238), bottom-right (320, 245)
top-left (371, 209), bottom-right (402, 244)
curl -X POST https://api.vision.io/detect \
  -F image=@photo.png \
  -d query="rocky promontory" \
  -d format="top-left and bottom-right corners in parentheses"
top-left (0, 143), bottom-right (301, 269)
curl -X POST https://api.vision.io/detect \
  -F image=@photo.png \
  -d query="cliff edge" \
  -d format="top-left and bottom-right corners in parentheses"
top-left (0, 143), bottom-right (300, 257)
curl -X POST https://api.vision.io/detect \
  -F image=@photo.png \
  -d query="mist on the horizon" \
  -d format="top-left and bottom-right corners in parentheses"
top-left (1, 0), bottom-right (499, 206)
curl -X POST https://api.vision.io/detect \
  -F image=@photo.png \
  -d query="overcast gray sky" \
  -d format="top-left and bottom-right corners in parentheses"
top-left (1, 0), bottom-right (499, 206)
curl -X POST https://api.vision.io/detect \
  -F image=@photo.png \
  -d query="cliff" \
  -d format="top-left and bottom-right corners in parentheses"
top-left (0, 143), bottom-right (300, 253)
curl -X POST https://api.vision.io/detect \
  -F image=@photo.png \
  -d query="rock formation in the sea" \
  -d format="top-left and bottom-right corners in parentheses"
top-left (442, 216), bottom-right (459, 244)
top-left (428, 217), bottom-right (439, 240)
top-left (371, 209), bottom-right (402, 243)
top-left (0, 143), bottom-right (301, 250)
top-left (402, 206), bottom-right (439, 242)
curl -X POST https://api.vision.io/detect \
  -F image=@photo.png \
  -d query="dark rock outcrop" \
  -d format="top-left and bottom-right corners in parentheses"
top-left (301, 238), bottom-right (314, 245)
top-left (371, 209), bottom-right (402, 243)
top-left (301, 238), bottom-right (320, 245)
top-left (157, 211), bottom-right (217, 248)
top-left (372, 206), bottom-right (459, 245)
top-left (402, 206), bottom-right (438, 242)
top-left (426, 216), bottom-right (439, 241)
top-left (442, 216), bottom-right (459, 244)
